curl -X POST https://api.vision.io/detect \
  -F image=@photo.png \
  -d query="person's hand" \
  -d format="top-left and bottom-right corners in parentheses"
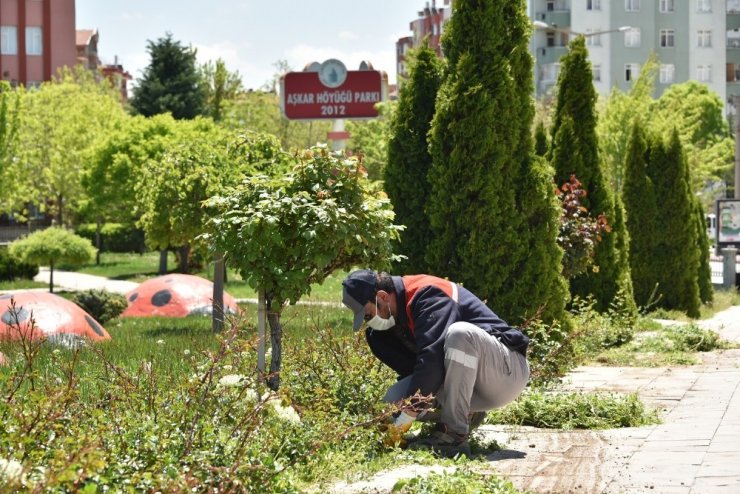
top-left (383, 411), bottom-right (415, 448)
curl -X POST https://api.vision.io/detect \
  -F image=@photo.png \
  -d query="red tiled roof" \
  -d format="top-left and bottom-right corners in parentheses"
top-left (76, 29), bottom-right (95, 47)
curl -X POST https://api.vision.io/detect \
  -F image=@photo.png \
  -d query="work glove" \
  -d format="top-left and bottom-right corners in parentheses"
top-left (383, 411), bottom-right (415, 448)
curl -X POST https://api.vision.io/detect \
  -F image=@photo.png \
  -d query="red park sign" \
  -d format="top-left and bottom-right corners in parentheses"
top-left (281, 69), bottom-right (385, 120)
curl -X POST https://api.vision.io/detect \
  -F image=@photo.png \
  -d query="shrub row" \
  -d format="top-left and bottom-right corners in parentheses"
top-left (75, 223), bottom-right (146, 253)
top-left (0, 247), bottom-right (39, 281)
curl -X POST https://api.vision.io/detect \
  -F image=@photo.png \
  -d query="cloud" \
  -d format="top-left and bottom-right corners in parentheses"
top-left (118, 12), bottom-right (146, 22)
top-left (338, 31), bottom-right (359, 41)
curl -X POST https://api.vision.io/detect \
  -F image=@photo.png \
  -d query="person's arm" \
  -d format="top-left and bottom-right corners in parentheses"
top-left (365, 327), bottom-right (416, 379)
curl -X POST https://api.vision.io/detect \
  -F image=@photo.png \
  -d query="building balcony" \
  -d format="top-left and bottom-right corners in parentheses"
top-left (534, 10), bottom-right (571, 30)
top-left (536, 45), bottom-right (568, 64)
top-left (728, 2), bottom-right (740, 31)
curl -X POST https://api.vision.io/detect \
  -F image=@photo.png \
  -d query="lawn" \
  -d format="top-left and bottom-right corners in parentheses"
top-left (71, 251), bottom-right (348, 301)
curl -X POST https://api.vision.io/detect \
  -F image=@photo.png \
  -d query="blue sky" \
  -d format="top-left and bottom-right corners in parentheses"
top-left (75, 0), bottom-right (431, 90)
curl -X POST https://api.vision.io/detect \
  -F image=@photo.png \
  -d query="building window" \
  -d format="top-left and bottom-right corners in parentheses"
top-left (698, 65), bottom-right (712, 82)
top-left (625, 28), bottom-right (641, 47)
top-left (587, 0), bottom-right (601, 10)
top-left (625, 0), bottom-right (640, 12)
top-left (660, 64), bottom-right (675, 83)
top-left (0, 26), bottom-right (18, 55)
top-left (585, 30), bottom-right (602, 46)
top-left (593, 64), bottom-right (602, 82)
top-left (546, 1), bottom-right (556, 11)
top-left (25, 26), bottom-right (42, 56)
top-left (698, 30), bottom-right (712, 48)
top-left (432, 24), bottom-right (439, 36)
top-left (625, 63), bottom-right (640, 82)
top-left (546, 31), bottom-right (556, 47)
top-left (660, 29), bottom-right (675, 48)
top-left (659, 0), bottom-right (674, 12)
top-left (697, 0), bottom-right (712, 12)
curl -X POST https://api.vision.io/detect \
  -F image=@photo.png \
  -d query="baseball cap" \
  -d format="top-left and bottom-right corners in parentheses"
top-left (342, 269), bottom-right (378, 331)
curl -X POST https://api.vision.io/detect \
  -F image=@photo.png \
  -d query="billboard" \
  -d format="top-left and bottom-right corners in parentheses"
top-left (717, 199), bottom-right (740, 246)
top-left (280, 59), bottom-right (386, 120)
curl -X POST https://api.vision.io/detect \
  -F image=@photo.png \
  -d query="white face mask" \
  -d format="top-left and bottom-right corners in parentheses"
top-left (367, 295), bottom-right (395, 331)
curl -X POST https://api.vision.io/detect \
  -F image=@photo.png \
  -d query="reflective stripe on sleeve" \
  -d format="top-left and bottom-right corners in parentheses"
top-left (450, 281), bottom-right (459, 303)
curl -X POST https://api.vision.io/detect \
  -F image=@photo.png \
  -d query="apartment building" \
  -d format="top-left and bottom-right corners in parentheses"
top-left (395, 0), bottom-right (452, 81)
top-left (530, 0), bottom-right (738, 111)
top-left (0, 0), bottom-right (76, 87)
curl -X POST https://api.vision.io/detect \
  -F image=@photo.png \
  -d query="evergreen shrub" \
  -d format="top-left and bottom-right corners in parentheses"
top-left (76, 223), bottom-right (146, 253)
top-left (70, 289), bottom-right (128, 324)
top-left (0, 248), bottom-right (39, 281)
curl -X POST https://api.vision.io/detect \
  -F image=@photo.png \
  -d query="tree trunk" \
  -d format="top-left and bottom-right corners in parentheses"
top-left (266, 309), bottom-right (282, 391)
top-left (95, 216), bottom-right (102, 265)
top-left (212, 252), bottom-right (225, 333)
top-left (158, 250), bottom-right (168, 275)
top-left (178, 245), bottom-right (190, 274)
top-left (57, 193), bottom-right (64, 226)
top-left (49, 259), bottom-right (54, 293)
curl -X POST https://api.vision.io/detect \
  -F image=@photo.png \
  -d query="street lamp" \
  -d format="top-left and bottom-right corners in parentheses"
top-left (533, 21), bottom-right (632, 39)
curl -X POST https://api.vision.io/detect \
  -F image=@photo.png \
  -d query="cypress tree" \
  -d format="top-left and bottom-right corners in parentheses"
top-left (548, 36), bottom-right (634, 313)
top-left (648, 130), bottom-right (701, 317)
top-left (385, 43), bottom-right (443, 274)
top-left (426, 0), bottom-right (568, 326)
top-left (623, 121), bottom-right (658, 307)
top-left (695, 202), bottom-right (714, 304)
top-left (534, 120), bottom-right (548, 156)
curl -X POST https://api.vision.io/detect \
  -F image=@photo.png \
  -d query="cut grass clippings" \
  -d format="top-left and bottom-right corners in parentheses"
top-left (485, 389), bottom-right (661, 430)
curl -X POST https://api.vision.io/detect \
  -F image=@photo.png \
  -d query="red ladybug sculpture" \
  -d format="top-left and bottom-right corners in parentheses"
top-left (0, 291), bottom-right (110, 344)
top-left (122, 274), bottom-right (239, 318)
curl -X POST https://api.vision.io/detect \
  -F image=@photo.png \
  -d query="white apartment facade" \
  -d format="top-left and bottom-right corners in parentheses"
top-left (530, 0), bottom-right (740, 112)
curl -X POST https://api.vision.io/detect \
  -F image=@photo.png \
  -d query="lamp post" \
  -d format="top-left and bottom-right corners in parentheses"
top-left (533, 20), bottom-right (632, 39)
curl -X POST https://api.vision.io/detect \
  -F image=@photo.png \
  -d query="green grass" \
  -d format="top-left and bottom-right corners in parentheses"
top-left (0, 279), bottom-right (48, 291)
top-left (68, 252), bottom-right (348, 302)
top-left (591, 322), bottom-right (736, 367)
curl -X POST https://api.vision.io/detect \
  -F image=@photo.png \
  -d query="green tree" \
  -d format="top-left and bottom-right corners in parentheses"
top-left (9, 227), bottom-right (96, 292)
top-left (84, 113), bottom-right (180, 227)
top-left (346, 101), bottom-right (395, 180)
top-left (426, 0), bottom-right (568, 326)
top-left (622, 121), bottom-right (658, 307)
top-left (534, 120), bottom-right (548, 156)
top-left (221, 90), bottom-right (331, 151)
top-left (204, 146), bottom-right (402, 389)
top-left (136, 119), bottom-right (232, 273)
top-left (597, 53), bottom-right (658, 191)
top-left (650, 130), bottom-right (702, 317)
top-left (385, 44), bottom-right (443, 274)
top-left (650, 81), bottom-right (733, 206)
top-left (132, 33), bottom-right (205, 119)
top-left (694, 201), bottom-right (713, 304)
top-left (548, 36), bottom-right (635, 314)
top-left (199, 58), bottom-right (244, 122)
top-left (15, 67), bottom-right (127, 225)
top-left (0, 81), bottom-right (21, 210)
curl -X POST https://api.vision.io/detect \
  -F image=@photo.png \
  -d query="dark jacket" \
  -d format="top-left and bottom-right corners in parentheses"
top-left (366, 275), bottom-right (529, 399)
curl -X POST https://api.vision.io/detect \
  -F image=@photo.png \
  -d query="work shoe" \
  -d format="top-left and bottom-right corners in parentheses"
top-left (417, 410), bottom-right (487, 429)
top-left (407, 424), bottom-right (471, 458)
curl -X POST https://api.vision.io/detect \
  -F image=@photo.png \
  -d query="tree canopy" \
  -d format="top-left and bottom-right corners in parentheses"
top-left (132, 33), bottom-right (206, 119)
top-left (9, 227), bottom-right (96, 292)
top-left (426, 0), bottom-right (569, 326)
